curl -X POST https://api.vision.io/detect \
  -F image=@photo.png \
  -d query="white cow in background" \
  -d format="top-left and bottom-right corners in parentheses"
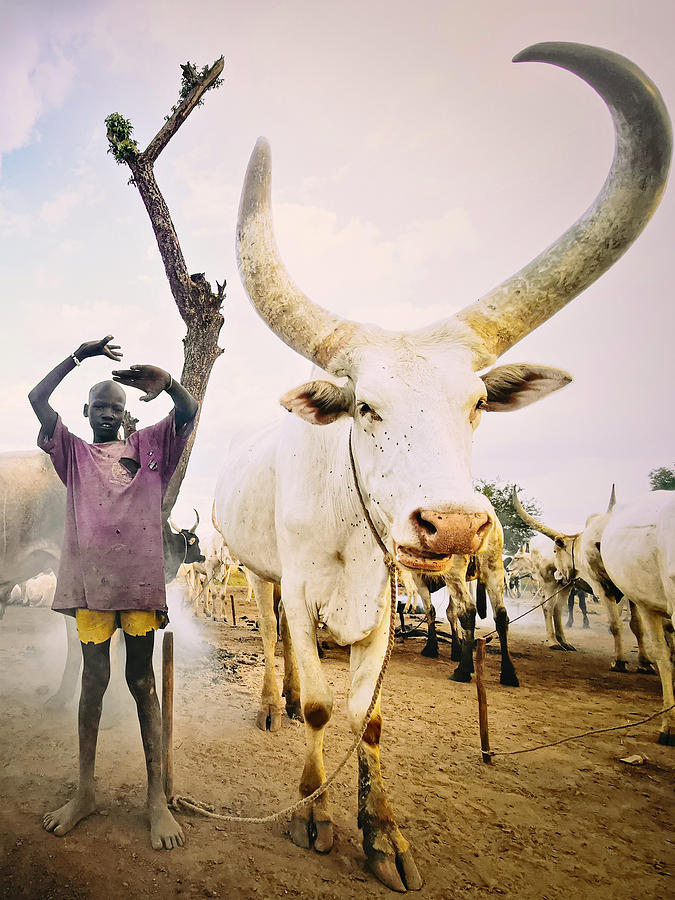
top-left (513, 489), bottom-right (653, 671)
top-left (509, 539), bottom-right (576, 650)
top-left (600, 492), bottom-right (675, 745)
top-left (10, 571), bottom-right (57, 608)
top-left (216, 43), bottom-right (671, 892)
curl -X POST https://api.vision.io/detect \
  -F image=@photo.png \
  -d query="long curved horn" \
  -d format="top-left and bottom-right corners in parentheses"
top-left (190, 508), bottom-right (200, 534)
top-left (237, 139), bottom-right (365, 370)
top-left (512, 488), bottom-right (560, 541)
top-left (168, 516), bottom-right (179, 533)
top-left (456, 42), bottom-right (672, 360)
top-left (607, 484), bottom-right (617, 512)
top-left (211, 499), bottom-right (224, 537)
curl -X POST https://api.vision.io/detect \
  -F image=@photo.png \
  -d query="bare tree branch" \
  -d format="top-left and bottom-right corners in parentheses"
top-left (106, 57), bottom-right (226, 519)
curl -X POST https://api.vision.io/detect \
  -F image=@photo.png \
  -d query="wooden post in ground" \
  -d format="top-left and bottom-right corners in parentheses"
top-left (162, 631), bottom-right (175, 800)
top-left (475, 637), bottom-right (493, 764)
top-left (230, 593), bottom-right (236, 626)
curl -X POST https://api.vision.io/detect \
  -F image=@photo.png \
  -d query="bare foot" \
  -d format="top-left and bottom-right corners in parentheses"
top-left (149, 804), bottom-right (184, 850)
top-left (43, 792), bottom-right (96, 836)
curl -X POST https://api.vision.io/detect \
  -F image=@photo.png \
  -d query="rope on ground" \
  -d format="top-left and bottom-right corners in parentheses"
top-left (487, 703), bottom-right (675, 758)
top-left (171, 563), bottom-right (399, 825)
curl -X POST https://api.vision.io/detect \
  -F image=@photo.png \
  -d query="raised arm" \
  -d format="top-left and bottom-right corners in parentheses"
top-left (28, 336), bottom-right (123, 438)
top-left (111, 365), bottom-right (198, 428)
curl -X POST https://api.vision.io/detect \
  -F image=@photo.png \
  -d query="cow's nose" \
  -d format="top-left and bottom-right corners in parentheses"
top-left (412, 508), bottom-right (491, 555)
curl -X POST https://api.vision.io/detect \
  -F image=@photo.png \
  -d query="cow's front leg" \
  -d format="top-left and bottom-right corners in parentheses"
top-left (250, 574), bottom-right (283, 732)
top-left (349, 621), bottom-right (422, 892)
top-left (480, 557), bottom-right (519, 687)
top-left (643, 610), bottom-right (675, 745)
top-left (417, 583), bottom-right (438, 658)
top-left (283, 603), bottom-right (334, 852)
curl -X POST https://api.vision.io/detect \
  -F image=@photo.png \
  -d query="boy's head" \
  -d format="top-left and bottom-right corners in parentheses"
top-left (84, 381), bottom-right (126, 440)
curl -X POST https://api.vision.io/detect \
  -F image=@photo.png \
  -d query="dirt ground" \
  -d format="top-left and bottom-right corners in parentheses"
top-left (0, 590), bottom-right (673, 900)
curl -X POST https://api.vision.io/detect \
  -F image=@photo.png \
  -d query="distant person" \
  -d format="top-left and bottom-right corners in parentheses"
top-left (29, 335), bottom-right (198, 850)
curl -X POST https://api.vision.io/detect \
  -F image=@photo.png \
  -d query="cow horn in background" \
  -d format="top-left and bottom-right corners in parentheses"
top-left (168, 516), bottom-right (179, 533)
top-left (512, 488), bottom-right (560, 541)
top-left (607, 484), bottom-right (617, 512)
top-left (237, 138), bottom-right (364, 370)
top-left (191, 508), bottom-right (200, 533)
top-left (454, 42), bottom-right (672, 362)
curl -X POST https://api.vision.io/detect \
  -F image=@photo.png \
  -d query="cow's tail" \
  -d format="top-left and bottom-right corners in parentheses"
top-left (476, 581), bottom-right (487, 619)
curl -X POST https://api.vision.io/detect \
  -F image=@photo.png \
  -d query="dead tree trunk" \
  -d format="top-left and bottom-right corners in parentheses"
top-left (106, 58), bottom-right (226, 518)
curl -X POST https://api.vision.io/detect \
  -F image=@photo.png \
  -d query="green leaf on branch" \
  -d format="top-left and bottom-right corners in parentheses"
top-left (164, 61), bottom-right (223, 120)
top-left (105, 113), bottom-right (139, 165)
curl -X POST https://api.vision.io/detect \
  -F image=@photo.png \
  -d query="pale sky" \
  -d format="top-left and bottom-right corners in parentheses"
top-left (1, 0), bottom-right (673, 538)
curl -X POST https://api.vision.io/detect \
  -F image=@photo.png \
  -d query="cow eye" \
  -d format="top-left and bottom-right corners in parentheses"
top-left (476, 398), bottom-right (487, 412)
top-left (358, 403), bottom-right (381, 422)
top-left (189, 538), bottom-right (196, 545)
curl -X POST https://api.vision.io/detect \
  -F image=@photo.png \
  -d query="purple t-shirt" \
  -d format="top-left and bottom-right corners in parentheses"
top-left (38, 412), bottom-right (193, 615)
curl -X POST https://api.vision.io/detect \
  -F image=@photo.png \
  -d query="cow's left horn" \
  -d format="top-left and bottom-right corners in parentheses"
top-left (168, 516), bottom-right (179, 533)
top-left (191, 508), bottom-right (200, 533)
top-left (512, 488), bottom-right (560, 541)
top-left (456, 42), bottom-right (672, 361)
top-left (237, 138), bottom-right (365, 370)
top-left (607, 484), bottom-right (617, 512)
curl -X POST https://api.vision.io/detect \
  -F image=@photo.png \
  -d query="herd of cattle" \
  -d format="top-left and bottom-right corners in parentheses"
top-left (1, 41), bottom-right (674, 894)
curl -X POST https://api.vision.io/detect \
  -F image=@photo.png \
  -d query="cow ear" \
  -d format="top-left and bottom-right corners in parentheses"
top-left (281, 380), bottom-right (352, 425)
top-left (481, 364), bottom-right (572, 412)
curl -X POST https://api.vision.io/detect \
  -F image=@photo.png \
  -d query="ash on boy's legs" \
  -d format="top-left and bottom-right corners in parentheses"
top-left (44, 639), bottom-right (111, 836)
top-left (124, 631), bottom-right (183, 850)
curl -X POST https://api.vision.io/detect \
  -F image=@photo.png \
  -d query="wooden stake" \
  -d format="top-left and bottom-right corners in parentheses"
top-left (162, 631), bottom-right (175, 800)
top-left (230, 593), bottom-right (236, 626)
top-left (475, 637), bottom-right (493, 764)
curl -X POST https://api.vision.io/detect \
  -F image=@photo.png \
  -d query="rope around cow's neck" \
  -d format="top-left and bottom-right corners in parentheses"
top-left (171, 430), bottom-right (399, 824)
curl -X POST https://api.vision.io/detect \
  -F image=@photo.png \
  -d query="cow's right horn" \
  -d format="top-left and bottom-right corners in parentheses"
top-left (607, 484), bottom-right (617, 512)
top-left (237, 138), bottom-right (365, 371)
top-left (512, 488), bottom-right (559, 541)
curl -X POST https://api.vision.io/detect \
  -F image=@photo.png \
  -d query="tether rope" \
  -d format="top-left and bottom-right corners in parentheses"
top-left (171, 427), bottom-right (399, 823)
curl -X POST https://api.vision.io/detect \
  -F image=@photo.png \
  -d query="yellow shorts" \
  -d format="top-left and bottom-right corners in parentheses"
top-left (76, 609), bottom-right (162, 645)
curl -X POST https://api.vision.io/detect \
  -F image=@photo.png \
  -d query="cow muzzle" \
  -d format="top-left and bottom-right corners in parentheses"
top-left (396, 508), bottom-right (491, 571)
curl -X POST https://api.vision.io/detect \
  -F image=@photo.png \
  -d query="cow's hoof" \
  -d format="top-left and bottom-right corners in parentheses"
top-left (256, 704), bottom-right (282, 732)
top-left (549, 645), bottom-right (565, 651)
top-left (636, 663), bottom-right (656, 675)
top-left (657, 730), bottom-right (675, 746)
top-left (611, 660), bottom-right (629, 673)
top-left (420, 644), bottom-right (439, 658)
top-left (500, 671), bottom-right (520, 687)
top-left (368, 848), bottom-right (423, 892)
top-left (44, 691), bottom-right (70, 710)
top-left (450, 669), bottom-right (472, 683)
top-left (285, 698), bottom-right (303, 721)
top-left (563, 643), bottom-right (577, 652)
top-left (565, 619), bottom-right (574, 629)
top-left (289, 810), bottom-right (334, 853)
top-left (582, 618), bottom-right (591, 630)
top-left (313, 819), bottom-right (334, 853)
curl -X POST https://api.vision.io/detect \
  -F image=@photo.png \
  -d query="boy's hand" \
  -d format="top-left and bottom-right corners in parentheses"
top-left (75, 335), bottom-right (123, 362)
top-left (112, 365), bottom-right (171, 402)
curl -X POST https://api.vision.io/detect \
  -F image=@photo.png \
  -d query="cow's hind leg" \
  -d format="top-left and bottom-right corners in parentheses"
top-left (350, 617), bottom-right (422, 892)
top-left (417, 583), bottom-right (438, 658)
top-left (447, 559), bottom-right (474, 682)
top-left (628, 601), bottom-right (655, 673)
top-left (479, 549), bottom-right (519, 686)
top-left (552, 592), bottom-right (576, 651)
top-left (642, 609), bottom-right (675, 744)
top-left (250, 574), bottom-right (283, 732)
top-left (279, 602), bottom-right (302, 720)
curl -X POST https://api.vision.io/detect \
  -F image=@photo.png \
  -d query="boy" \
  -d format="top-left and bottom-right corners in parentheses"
top-left (29, 334), bottom-right (198, 850)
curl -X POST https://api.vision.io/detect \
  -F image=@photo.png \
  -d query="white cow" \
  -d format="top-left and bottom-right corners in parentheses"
top-left (509, 539), bottom-right (577, 650)
top-left (514, 488), bottom-right (654, 671)
top-left (216, 43), bottom-right (671, 892)
top-left (600, 492), bottom-right (675, 745)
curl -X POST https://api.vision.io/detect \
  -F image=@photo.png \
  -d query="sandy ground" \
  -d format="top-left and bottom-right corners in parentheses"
top-left (0, 590), bottom-right (673, 900)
